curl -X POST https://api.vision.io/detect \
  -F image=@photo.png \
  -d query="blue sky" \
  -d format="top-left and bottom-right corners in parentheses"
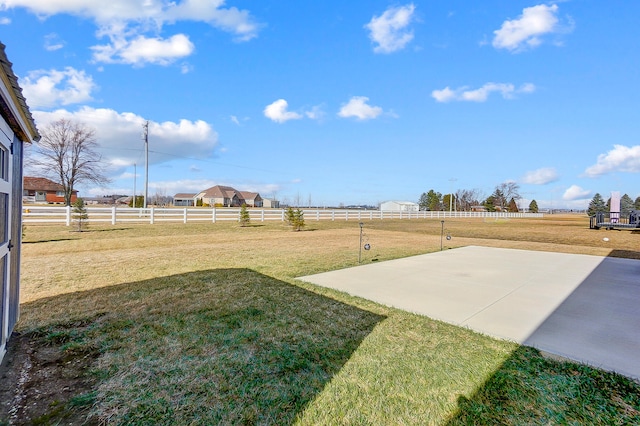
top-left (1, 1), bottom-right (639, 208)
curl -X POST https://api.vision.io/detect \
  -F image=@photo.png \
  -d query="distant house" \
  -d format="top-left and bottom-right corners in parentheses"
top-left (379, 201), bottom-right (419, 212)
top-left (239, 191), bottom-right (263, 207)
top-left (173, 193), bottom-right (196, 207)
top-left (23, 176), bottom-right (78, 204)
top-left (195, 185), bottom-right (244, 207)
top-left (186, 185), bottom-right (278, 208)
top-left (262, 198), bottom-right (280, 209)
top-left (1, 42), bottom-right (40, 363)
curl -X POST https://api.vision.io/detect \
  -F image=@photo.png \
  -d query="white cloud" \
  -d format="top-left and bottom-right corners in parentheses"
top-left (432, 83), bottom-right (535, 103)
top-left (263, 99), bottom-right (303, 124)
top-left (32, 107), bottom-right (218, 169)
top-left (583, 145), bottom-right (640, 177)
top-left (338, 96), bottom-right (383, 120)
top-left (521, 167), bottom-right (559, 185)
top-left (2, 0), bottom-right (260, 40)
top-left (305, 104), bottom-right (326, 121)
top-left (0, 17), bottom-right (11, 25)
top-left (3, 0), bottom-right (260, 66)
top-left (365, 4), bottom-right (416, 53)
top-left (21, 67), bottom-right (96, 108)
top-left (493, 4), bottom-right (563, 52)
top-left (91, 33), bottom-right (194, 66)
top-left (44, 33), bottom-right (64, 51)
top-left (563, 185), bottom-right (591, 201)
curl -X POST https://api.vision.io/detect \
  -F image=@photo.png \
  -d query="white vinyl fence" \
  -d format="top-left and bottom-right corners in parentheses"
top-left (22, 205), bottom-right (543, 226)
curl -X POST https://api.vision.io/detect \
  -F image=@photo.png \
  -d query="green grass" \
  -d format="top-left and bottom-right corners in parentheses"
top-left (13, 218), bottom-right (640, 424)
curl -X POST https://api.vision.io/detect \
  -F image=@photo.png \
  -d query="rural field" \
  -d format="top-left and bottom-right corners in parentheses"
top-left (1, 214), bottom-right (639, 424)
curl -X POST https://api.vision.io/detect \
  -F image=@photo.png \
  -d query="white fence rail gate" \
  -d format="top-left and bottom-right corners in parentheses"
top-left (22, 206), bottom-right (544, 226)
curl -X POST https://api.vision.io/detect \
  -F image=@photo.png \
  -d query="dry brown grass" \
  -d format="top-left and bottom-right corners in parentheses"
top-left (21, 214), bottom-right (638, 307)
top-left (11, 214), bottom-right (640, 425)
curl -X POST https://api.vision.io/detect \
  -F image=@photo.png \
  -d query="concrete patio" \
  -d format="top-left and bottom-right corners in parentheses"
top-left (298, 246), bottom-right (640, 379)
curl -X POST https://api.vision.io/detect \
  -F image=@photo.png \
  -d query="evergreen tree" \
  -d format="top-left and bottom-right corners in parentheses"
top-left (587, 193), bottom-right (606, 216)
top-left (285, 207), bottom-right (305, 231)
top-left (129, 195), bottom-right (144, 208)
top-left (443, 194), bottom-right (456, 211)
top-left (490, 188), bottom-right (507, 210)
top-left (635, 196), bottom-right (640, 210)
top-left (620, 194), bottom-right (634, 214)
top-left (239, 204), bottom-right (250, 227)
top-left (484, 196), bottom-right (496, 212)
top-left (72, 198), bottom-right (88, 232)
top-left (528, 199), bottom-right (539, 213)
top-left (418, 192), bottom-right (429, 211)
top-left (426, 189), bottom-right (442, 211)
top-left (507, 197), bottom-right (519, 212)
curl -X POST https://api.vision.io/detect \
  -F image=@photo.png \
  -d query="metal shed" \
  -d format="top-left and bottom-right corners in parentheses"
top-left (0, 42), bottom-right (40, 363)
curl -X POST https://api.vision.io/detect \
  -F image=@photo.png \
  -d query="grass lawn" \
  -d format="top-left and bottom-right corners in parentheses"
top-left (3, 215), bottom-right (640, 424)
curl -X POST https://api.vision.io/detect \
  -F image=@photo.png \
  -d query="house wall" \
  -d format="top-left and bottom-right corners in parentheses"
top-left (45, 191), bottom-right (76, 204)
top-left (0, 114), bottom-right (13, 361)
top-left (380, 201), bottom-right (419, 212)
top-left (23, 188), bottom-right (77, 204)
top-left (174, 198), bottom-right (194, 206)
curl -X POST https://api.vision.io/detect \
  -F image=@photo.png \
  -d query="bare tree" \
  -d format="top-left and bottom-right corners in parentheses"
top-left (455, 188), bottom-right (484, 211)
top-left (28, 119), bottom-right (110, 205)
top-left (497, 181), bottom-right (521, 204)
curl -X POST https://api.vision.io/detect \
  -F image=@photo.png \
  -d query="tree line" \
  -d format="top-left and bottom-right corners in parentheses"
top-left (587, 193), bottom-right (640, 216)
top-left (418, 182), bottom-right (539, 213)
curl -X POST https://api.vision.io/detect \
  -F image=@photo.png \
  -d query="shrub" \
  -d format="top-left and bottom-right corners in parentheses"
top-left (72, 198), bottom-right (89, 232)
top-left (285, 207), bottom-right (305, 231)
top-left (239, 204), bottom-right (250, 227)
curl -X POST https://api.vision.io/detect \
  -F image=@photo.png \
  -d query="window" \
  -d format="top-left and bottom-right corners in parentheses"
top-left (0, 145), bottom-right (7, 181)
top-left (56, 191), bottom-right (65, 197)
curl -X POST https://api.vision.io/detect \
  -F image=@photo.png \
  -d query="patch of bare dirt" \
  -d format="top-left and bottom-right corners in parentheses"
top-left (0, 332), bottom-right (98, 425)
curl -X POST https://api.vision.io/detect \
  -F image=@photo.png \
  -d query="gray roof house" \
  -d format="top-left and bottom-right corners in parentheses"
top-left (239, 191), bottom-right (263, 207)
top-left (195, 185), bottom-right (243, 207)
top-left (173, 193), bottom-right (196, 206)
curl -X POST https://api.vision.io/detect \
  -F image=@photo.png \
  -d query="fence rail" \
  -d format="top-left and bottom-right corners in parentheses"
top-left (22, 206), bottom-right (544, 226)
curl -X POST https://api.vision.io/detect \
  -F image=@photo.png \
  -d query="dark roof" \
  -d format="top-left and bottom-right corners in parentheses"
top-left (199, 185), bottom-right (239, 199)
top-left (23, 176), bottom-right (77, 193)
top-left (0, 42), bottom-right (40, 143)
top-left (239, 191), bottom-right (261, 201)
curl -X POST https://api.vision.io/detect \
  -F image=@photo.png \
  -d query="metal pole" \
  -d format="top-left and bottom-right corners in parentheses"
top-left (133, 163), bottom-right (136, 208)
top-left (143, 121), bottom-right (149, 209)
top-left (359, 222), bottom-right (363, 263)
top-left (440, 220), bottom-right (444, 251)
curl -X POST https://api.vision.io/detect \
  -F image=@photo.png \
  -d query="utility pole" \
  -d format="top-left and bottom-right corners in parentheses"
top-left (143, 121), bottom-right (149, 209)
top-left (448, 178), bottom-right (457, 213)
top-left (133, 163), bottom-right (136, 208)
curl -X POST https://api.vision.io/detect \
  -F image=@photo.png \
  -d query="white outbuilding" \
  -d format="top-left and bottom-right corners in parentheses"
top-left (379, 201), bottom-right (419, 212)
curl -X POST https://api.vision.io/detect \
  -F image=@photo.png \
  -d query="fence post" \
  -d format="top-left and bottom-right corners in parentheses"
top-left (261, 209), bottom-right (265, 222)
top-left (150, 207), bottom-right (155, 224)
top-left (212, 207), bottom-right (216, 223)
top-left (332, 210), bottom-right (335, 221)
top-left (345, 210), bottom-right (349, 221)
top-left (316, 210), bottom-right (320, 221)
top-left (112, 206), bottom-right (117, 225)
top-left (183, 208), bottom-right (188, 224)
top-left (66, 205), bottom-right (71, 226)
